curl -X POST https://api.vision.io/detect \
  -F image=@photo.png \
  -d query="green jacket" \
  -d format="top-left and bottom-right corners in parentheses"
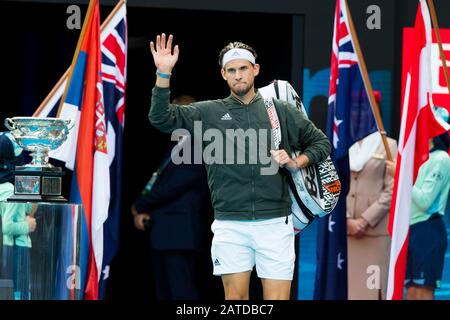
top-left (149, 86), bottom-right (331, 220)
top-left (410, 149), bottom-right (450, 225)
top-left (0, 182), bottom-right (33, 247)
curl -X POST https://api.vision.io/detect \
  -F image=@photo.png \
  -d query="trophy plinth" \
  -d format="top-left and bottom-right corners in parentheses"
top-left (9, 166), bottom-right (66, 202)
top-left (4, 117), bottom-right (73, 203)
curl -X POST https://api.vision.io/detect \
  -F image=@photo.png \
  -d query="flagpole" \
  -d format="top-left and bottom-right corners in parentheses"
top-left (100, 0), bottom-right (126, 33)
top-left (33, 0), bottom-right (126, 117)
top-left (427, 0), bottom-right (450, 97)
top-left (55, 0), bottom-right (96, 118)
top-left (32, 69), bottom-right (70, 117)
top-left (344, 0), bottom-right (393, 161)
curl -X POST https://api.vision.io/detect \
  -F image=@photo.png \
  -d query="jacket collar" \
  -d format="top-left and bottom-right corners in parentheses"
top-left (223, 90), bottom-right (262, 108)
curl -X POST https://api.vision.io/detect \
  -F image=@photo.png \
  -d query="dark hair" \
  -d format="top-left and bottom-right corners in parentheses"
top-left (432, 132), bottom-right (450, 152)
top-left (218, 42), bottom-right (257, 67)
top-left (0, 133), bottom-right (24, 184)
top-left (0, 134), bottom-right (15, 166)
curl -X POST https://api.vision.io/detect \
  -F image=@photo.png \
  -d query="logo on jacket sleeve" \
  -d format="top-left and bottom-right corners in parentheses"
top-left (214, 258), bottom-right (221, 266)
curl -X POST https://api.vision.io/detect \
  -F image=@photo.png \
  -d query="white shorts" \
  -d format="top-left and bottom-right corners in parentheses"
top-left (211, 215), bottom-right (295, 280)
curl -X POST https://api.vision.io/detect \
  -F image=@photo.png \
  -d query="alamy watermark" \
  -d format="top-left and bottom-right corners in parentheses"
top-left (366, 265), bottom-right (381, 290)
top-left (366, 5), bottom-right (381, 30)
top-left (66, 5), bottom-right (81, 30)
top-left (66, 264), bottom-right (81, 290)
top-left (170, 121), bottom-right (282, 176)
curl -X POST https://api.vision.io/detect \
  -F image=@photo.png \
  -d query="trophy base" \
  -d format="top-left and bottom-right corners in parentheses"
top-left (7, 194), bottom-right (67, 203)
top-left (11, 166), bottom-right (67, 203)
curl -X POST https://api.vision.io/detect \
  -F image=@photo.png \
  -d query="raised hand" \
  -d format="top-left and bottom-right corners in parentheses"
top-left (150, 33), bottom-right (179, 74)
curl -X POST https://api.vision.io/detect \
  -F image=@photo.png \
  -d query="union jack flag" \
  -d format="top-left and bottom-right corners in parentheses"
top-left (314, 0), bottom-right (377, 300)
top-left (34, 0), bottom-right (127, 300)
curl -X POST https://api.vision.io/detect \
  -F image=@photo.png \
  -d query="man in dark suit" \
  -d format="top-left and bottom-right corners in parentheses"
top-left (131, 96), bottom-right (212, 300)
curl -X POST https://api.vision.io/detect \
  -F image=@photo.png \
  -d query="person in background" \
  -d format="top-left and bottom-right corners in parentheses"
top-left (131, 96), bottom-right (212, 300)
top-left (385, 107), bottom-right (449, 178)
top-left (0, 132), bottom-right (37, 300)
top-left (346, 130), bottom-right (397, 300)
top-left (405, 128), bottom-right (450, 300)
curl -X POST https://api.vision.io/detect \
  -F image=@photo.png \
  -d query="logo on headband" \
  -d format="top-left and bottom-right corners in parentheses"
top-left (222, 48), bottom-right (256, 67)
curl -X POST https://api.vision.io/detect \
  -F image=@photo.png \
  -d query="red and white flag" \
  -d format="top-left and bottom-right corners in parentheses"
top-left (387, 0), bottom-right (450, 300)
top-left (33, 0), bottom-right (127, 299)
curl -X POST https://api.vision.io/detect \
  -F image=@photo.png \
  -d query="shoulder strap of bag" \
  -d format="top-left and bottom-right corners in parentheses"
top-left (263, 97), bottom-right (282, 151)
top-left (262, 97), bottom-right (316, 222)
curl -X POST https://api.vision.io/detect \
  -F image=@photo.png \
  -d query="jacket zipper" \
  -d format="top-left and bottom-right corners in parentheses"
top-left (235, 93), bottom-right (258, 220)
top-left (247, 106), bottom-right (256, 220)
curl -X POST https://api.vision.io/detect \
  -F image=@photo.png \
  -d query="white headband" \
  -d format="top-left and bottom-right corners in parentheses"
top-left (222, 48), bottom-right (256, 67)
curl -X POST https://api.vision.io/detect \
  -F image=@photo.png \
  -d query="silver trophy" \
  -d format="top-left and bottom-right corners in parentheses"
top-left (4, 117), bottom-right (74, 202)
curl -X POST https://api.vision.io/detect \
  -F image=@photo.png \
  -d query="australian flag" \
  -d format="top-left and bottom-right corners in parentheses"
top-left (33, 0), bottom-right (127, 300)
top-left (313, 0), bottom-right (377, 300)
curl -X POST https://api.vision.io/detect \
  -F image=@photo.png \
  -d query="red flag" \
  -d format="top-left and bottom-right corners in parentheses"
top-left (59, 0), bottom-right (104, 300)
top-left (33, 1), bottom-right (127, 299)
top-left (76, 0), bottom-right (103, 300)
top-left (387, 0), bottom-right (450, 300)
